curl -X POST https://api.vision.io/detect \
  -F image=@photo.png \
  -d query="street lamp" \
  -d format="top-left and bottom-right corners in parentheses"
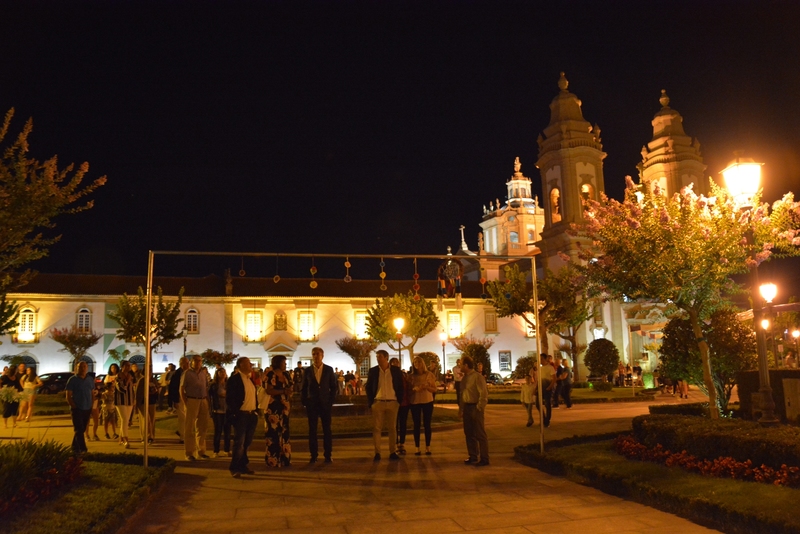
top-left (793, 329), bottom-right (800, 356)
top-left (722, 157), bottom-right (778, 425)
top-left (439, 331), bottom-right (448, 391)
top-left (393, 317), bottom-right (405, 367)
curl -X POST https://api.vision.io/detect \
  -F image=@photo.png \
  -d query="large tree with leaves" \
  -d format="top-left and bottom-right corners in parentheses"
top-left (335, 336), bottom-right (378, 373)
top-left (0, 109), bottom-right (106, 333)
top-left (660, 308), bottom-right (757, 413)
top-left (486, 264), bottom-right (541, 347)
top-left (366, 292), bottom-right (439, 364)
top-left (574, 177), bottom-right (800, 418)
top-left (107, 286), bottom-right (185, 353)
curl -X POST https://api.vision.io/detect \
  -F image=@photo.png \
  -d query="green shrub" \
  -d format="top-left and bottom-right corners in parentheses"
top-left (632, 414), bottom-right (800, 470)
top-left (648, 402), bottom-right (709, 417)
top-left (592, 382), bottom-right (613, 392)
top-left (462, 344), bottom-right (491, 374)
top-left (584, 339), bottom-right (619, 379)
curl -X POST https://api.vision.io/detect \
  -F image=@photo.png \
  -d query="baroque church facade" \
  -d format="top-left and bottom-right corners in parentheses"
top-left (2, 74), bottom-right (708, 379)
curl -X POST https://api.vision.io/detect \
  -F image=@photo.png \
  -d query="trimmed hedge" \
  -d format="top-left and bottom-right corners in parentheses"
top-left (648, 402), bottom-right (710, 417)
top-left (632, 414), bottom-right (800, 470)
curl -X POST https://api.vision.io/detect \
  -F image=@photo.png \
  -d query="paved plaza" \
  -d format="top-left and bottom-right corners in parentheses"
top-left (1, 391), bottom-right (719, 533)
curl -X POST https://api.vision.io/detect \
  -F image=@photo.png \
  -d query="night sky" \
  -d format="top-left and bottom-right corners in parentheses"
top-left (2, 1), bottom-right (800, 283)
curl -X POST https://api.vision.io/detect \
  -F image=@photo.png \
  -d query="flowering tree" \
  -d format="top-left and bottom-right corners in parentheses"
top-left (50, 326), bottom-right (102, 364)
top-left (574, 177), bottom-right (800, 418)
top-left (335, 336), bottom-right (377, 373)
top-left (366, 292), bottom-right (439, 362)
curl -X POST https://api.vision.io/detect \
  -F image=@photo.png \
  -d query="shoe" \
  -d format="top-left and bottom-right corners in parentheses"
top-left (464, 458), bottom-right (477, 464)
top-left (544, 421), bottom-right (550, 428)
top-left (231, 471), bottom-right (241, 478)
top-left (213, 452), bottom-right (219, 458)
top-left (373, 453), bottom-right (381, 462)
top-left (124, 441), bottom-right (130, 449)
top-left (198, 454), bottom-right (210, 460)
top-left (324, 457), bottom-right (332, 463)
top-left (425, 450), bottom-right (431, 456)
top-left (175, 430), bottom-right (181, 437)
top-left (475, 459), bottom-right (490, 467)
top-left (526, 421), bottom-right (533, 427)
top-left (113, 434), bottom-right (119, 439)
top-left (309, 457), bottom-right (317, 464)
top-left (185, 455), bottom-right (196, 462)
top-left (415, 450), bottom-right (421, 456)
top-left (243, 467), bottom-right (255, 475)
top-left (147, 438), bottom-right (154, 444)
top-left (105, 433), bottom-right (111, 439)
top-left (389, 453), bottom-right (400, 461)
top-left (92, 435), bottom-right (100, 441)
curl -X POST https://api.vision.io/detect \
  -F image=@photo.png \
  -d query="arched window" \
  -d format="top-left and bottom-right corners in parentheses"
top-left (129, 354), bottom-right (146, 366)
top-left (581, 183), bottom-right (594, 205)
top-left (69, 355), bottom-right (95, 374)
top-left (76, 307), bottom-right (92, 333)
top-left (185, 309), bottom-right (199, 333)
top-left (528, 230), bottom-right (535, 243)
top-left (509, 231), bottom-right (519, 243)
top-left (550, 188), bottom-right (562, 223)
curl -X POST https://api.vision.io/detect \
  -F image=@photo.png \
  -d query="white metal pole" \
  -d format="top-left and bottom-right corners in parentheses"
top-left (531, 255), bottom-right (544, 454)
top-left (144, 250), bottom-right (155, 468)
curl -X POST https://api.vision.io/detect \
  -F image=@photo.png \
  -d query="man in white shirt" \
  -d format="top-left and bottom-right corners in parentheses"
top-left (452, 359), bottom-right (464, 404)
top-left (227, 357), bottom-right (258, 477)
top-left (366, 349), bottom-right (405, 461)
top-left (459, 356), bottom-right (489, 466)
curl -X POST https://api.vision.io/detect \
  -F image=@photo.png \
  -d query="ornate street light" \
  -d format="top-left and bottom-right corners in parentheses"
top-left (393, 317), bottom-right (405, 367)
top-left (722, 157), bottom-right (778, 425)
top-left (439, 331), bottom-right (448, 392)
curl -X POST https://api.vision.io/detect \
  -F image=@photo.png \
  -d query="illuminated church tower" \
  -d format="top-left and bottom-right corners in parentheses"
top-left (536, 72), bottom-right (606, 269)
top-left (637, 90), bottom-right (707, 196)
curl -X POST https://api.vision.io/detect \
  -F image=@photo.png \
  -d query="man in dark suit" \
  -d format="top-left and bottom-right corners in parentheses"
top-left (366, 349), bottom-right (405, 461)
top-left (301, 347), bottom-right (338, 463)
top-left (226, 357), bottom-right (259, 477)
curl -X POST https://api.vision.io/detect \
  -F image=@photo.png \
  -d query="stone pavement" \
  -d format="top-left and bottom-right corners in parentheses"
top-left (0, 390), bottom-right (719, 533)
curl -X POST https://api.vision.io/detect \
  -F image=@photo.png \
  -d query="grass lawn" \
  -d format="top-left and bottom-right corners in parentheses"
top-left (517, 440), bottom-right (800, 533)
top-left (1, 460), bottom-right (169, 534)
top-left (155, 406), bottom-right (461, 436)
top-left (32, 393), bottom-right (70, 415)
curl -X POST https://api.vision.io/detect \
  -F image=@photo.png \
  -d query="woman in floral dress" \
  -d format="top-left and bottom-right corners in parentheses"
top-left (263, 355), bottom-right (292, 467)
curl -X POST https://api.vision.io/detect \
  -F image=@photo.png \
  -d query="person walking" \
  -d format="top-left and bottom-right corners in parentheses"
top-left (181, 354), bottom-right (210, 461)
top-left (537, 354), bottom-right (556, 428)
top-left (263, 355), bottom-right (292, 467)
top-left (65, 361), bottom-right (95, 455)
top-left (520, 374), bottom-right (537, 427)
top-left (227, 357), bottom-right (258, 477)
top-left (459, 355), bottom-right (489, 466)
top-left (393, 358), bottom-right (411, 455)
top-left (409, 356), bottom-right (436, 456)
top-left (169, 357), bottom-right (189, 443)
top-left (136, 365), bottom-right (158, 444)
top-left (1, 366), bottom-right (23, 428)
top-left (301, 347), bottom-right (337, 463)
top-left (18, 367), bottom-right (42, 423)
top-left (209, 367), bottom-right (231, 457)
top-left (555, 357), bottom-right (573, 409)
top-left (366, 349), bottom-right (405, 462)
top-left (101, 381), bottom-right (118, 440)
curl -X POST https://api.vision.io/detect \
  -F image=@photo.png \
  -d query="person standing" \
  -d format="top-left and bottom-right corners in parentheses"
top-left (409, 356), bottom-right (436, 455)
top-left (227, 357), bottom-right (258, 477)
top-left (65, 361), bottom-right (95, 455)
top-left (393, 358), bottom-right (411, 455)
top-left (169, 357), bottom-right (189, 443)
top-left (520, 374), bottom-right (537, 427)
top-left (366, 349), bottom-right (405, 462)
top-left (181, 354), bottom-right (210, 461)
top-left (263, 355), bottom-right (292, 467)
top-left (292, 361), bottom-right (304, 394)
top-left (459, 356), bottom-right (489, 466)
top-left (114, 360), bottom-right (136, 448)
top-left (136, 365), bottom-right (158, 444)
top-left (556, 358), bottom-right (573, 408)
top-left (537, 354), bottom-right (556, 428)
top-left (301, 347), bottom-right (338, 463)
top-left (18, 367), bottom-right (42, 423)
top-left (1, 367), bottom-right (23, 428)
top-left (452, 359), bottom-right (464, 405)
top-left (209, 368), bottom-right (231, 457)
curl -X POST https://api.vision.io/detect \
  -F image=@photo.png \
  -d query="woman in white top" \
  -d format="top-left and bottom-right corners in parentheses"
top-left (18, 368), bottom-right (43, 422)
top-left (409, 356), bottom-right (437, 455)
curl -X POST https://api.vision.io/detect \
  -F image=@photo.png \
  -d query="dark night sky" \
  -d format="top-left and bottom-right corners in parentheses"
top-left (2, 0), bottom-right (800, 281)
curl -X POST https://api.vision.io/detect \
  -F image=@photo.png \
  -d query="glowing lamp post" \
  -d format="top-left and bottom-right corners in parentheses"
top-left (793, 330), bottom-right (800, 356)
top-left (393, 317), bottom-right (405, 367)
top-left (439, 331), bottom-right (448, 391)
top-left (722, 157), bottom-right (778, 425)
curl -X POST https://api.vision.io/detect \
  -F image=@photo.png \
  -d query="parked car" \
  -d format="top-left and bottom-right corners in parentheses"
top-left (486, 373), bottom-right (504, 385)
top-left (503, 374), bottom-right (526, 386)
top-left (38, 372), bottom-right (74, 394)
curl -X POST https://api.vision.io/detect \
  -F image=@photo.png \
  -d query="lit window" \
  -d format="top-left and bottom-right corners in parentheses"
top-left (550, 188), bottom-right (562, 223)
top-left (484, 310), bottom-right (498, 333)
top-left (244, 311), bottom-right (263, 342)
top-left (527, 229), bottom-right (535, 243)
top-left (354, 311), bottom-right (369, 340)
top-left (525, 314), bottom-right (536, 338)
top-left (298, 311), bottom-right (316, 341)
top-left (509, 231), bottom-right (519, 243)
top-left (447, 312), bottom-right (462, 339)
top-left (76, 307), bottom-right (91, 333)
top-left (359, 357), bottom-right (370, 376)
top-left (581, 183), bottom-right (594, 202)
top-left (185, 309), bottom-right (199, 333)
top-left (499, 351), bottom-right (512, 371)
top-left (17, 307), bottom-right (37, 343)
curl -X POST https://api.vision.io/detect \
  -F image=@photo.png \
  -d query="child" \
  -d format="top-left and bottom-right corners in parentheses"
top-left (520, 374), bottom-right (538, 427)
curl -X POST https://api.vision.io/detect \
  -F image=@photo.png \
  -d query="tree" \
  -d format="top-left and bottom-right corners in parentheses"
top-left (574, 178), bottom-right (800, 418)
top-left (416, 351), bottom-right (441, 378)
top-left (200, 349), bottom-right (239, 368)
top-left (584, 338), bottom-right (620, 380)
top-left (486, 265), bottom-right (542, 348)
top-left (512, 355), bottom-right (537, 379)
top-left (462, 344), bottom-right (491, 374)
top-left (660, 309), bottom-right (757, 412)
top-left (50, 326), bottom-right (102, 366)
top-left (538, 264), bottom-right (592, 381)
top-left (107, 286), bottom-right (185, 353)
top-left (450, 335), bottom-right (494, 352)
top-left (0, 109), bottom-right (106, 332)
top-left (366, 292), bottom-right (439, 363)
top-left (335, 336), bottom-right (377, 373)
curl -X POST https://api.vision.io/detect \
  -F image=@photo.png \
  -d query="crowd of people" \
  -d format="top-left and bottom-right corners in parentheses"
top-left (0, 363), bottom-right (44, 428)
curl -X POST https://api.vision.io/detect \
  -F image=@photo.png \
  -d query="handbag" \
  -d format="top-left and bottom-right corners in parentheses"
top-left (257, 386), bottom-right (269, 410)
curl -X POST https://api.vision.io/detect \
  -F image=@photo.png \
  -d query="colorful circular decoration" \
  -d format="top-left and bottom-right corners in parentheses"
top-left (413, 273), bottom-right (419, 280)
top-left (505, 292), bottom-right (512, 299)
top-left (379, 272), bottom-right (386, 279)
top-left (310, 280), bottom-right (318, 289)
top-left (413, 294), bottom-right (420, 301)
top-left (310, 266), bottom-right (317, 275)
top-left (412, 284), bottom-right (420, 291)
top-left (273, 275), bottom-right (280, 283)
top-left (481, 293), bottom-right (488, 299)
top-left (379, 261), bottom-right (385, 267)
top-left (344, 275), bottom-right (352, 283)
top-left (239, 269), bottom-right (246, 277)
top-left (479, 277), bottom-right (486, 284)
top-left (344, 261), bottom-right (351, 268)
top-left (380, 283), bottom-right (387, 291)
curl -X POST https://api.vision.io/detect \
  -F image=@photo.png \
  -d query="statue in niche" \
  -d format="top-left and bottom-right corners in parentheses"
top-left (550, 188), bottom-right (562, 223)
top-left (478, 232), bottom-right (484, 252)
